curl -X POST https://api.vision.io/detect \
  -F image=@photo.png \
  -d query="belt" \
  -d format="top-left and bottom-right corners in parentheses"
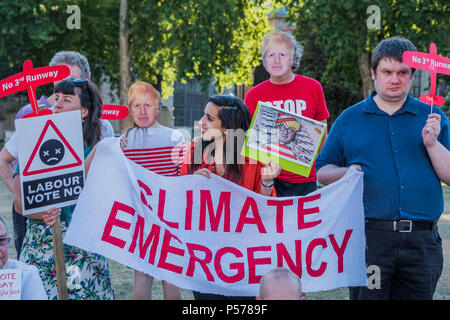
top-left (365, 219), bottom-right (437, 232)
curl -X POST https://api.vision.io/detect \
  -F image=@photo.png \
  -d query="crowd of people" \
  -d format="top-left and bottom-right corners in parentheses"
top-left (0, 30), bottom-right (449, 300)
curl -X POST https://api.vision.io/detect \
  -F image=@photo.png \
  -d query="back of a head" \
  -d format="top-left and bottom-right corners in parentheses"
top-left (261, 30), bottom-right (304, 71)
top-left (49, 51), bottom-right (91, 79)
top-left (259, 268), bottom-right (302, 300)
top-left (371, 36), bottom-right (417, 74)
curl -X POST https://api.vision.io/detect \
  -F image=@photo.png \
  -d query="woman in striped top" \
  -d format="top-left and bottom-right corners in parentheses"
top-left (120, 81), bottom-right (186, 300)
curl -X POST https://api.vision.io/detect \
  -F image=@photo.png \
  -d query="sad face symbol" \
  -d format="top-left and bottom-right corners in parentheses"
top-left (39, 139), bottom-right (65, 165)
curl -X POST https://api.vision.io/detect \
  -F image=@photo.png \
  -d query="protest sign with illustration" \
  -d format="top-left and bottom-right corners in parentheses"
top-left (242, 102), bottom-right (327, 177)
top-left (64, 138), bottom-right (366, 296)
top-left (15, 110), bottom-right (85, 215)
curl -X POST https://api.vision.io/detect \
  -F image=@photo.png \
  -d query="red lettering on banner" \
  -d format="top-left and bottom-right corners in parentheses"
top-left (267, 199), bottom-right (294, 233)
top-left (306, 238), bottom-right (327, 277)
top-left (276, 240), bottom-right (302, 278)
top-left (157, 189), bottom-right (179, 229)
top-left (199, 190), bottom-right (231, 232)
top-left (235, 197), bottom-right (267, 233)
top-left (184, 190), bottom-right (193, 230)
top-left (329, 229), bottom-right (353, 273)
top-left (128, 215), bottom-right (161, 264)
top-left (101, 201), bottom-right (135, 249)
top-left (247, 246), bottom-right (272, 284)
top-left (297, 194), bottom-right (321, 230)
top-left (186, 243), bottom-right (214, 281)
top-left (157, 230), bottom-right (184, 274)
top-left (138, 179), bottom-right (153, 211)
top-left (214, 247), bottom-right (245, 283)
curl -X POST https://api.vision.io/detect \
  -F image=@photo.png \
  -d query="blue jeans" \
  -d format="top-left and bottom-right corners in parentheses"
top-left (349, 226), bottom-right (443, 300)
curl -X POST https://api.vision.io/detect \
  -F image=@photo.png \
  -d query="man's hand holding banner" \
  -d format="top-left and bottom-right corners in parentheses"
top-left (64, 138), bottom-right (367, 296)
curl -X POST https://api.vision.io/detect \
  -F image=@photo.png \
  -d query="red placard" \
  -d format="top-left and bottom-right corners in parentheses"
top-left (0, 60), bottom-right (70, 118)
top-left (403, 43), bottom-right (449, 109)
top-left (101, 104), bottom-right (129, 120)
top-left (2, 60), bottom-right (131, 121)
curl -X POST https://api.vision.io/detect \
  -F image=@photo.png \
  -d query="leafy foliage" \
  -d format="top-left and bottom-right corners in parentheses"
top-left (0, 1), bottom-right (271, 100)
top-left (281, 0), bottom-right (449, 123)
top-left (128, 0), bottom-right (271, 97)
top-left (0, 0), bottom-right (119, 96)
top-left (287, 0), bottom-right (449, 86)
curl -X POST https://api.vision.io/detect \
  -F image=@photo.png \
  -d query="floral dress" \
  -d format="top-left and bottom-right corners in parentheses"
top-left (19, 210), bottom-right (115, 300)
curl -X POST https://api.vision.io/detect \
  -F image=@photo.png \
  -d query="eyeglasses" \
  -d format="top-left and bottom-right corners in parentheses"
top-left (0, 235), bottom-right (11, 245)
top-left (279, 124), bottom-right (295, 134)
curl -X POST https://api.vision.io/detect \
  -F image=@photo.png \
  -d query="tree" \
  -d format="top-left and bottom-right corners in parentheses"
top-left (283, 0), bottom-right (449, 122)
top-left (0, 0), bottom-right (277, 117)
top-left (119, 0), bottom-right (131, 130)
top-left (127, 0), bottom-right (272, 98)
top-left (1, 1), bottom-right (272, 100)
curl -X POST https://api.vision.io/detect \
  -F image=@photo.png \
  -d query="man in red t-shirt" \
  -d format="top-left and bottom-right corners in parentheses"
top-left (245, 30), bottom-right (329, 197)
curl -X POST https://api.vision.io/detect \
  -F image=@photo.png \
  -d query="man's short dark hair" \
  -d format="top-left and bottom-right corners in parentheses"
top-left (371, 36), bottom-right (417, 74)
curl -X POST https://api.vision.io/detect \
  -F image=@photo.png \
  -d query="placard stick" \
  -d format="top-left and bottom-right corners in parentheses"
top-left (430, 96), bottom-right (434, 114)
top-left (23, 61), bottom-right (39, 115)
top-left (51, 216), bottom-right (68, 300)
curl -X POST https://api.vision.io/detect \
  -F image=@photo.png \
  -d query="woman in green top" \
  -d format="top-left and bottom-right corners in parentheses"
top-left (13, 78), bottom-right (114, 300)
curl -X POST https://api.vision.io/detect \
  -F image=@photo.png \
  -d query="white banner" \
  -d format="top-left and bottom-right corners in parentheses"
top-left (64, 138), bottom-right (367, 296)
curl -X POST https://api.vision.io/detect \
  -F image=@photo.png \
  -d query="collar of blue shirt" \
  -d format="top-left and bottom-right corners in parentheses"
top-left (363, 91), bottom-right (418, 116)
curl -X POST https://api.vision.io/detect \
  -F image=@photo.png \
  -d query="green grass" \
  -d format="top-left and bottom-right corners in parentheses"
top-left (444, 185), bottom-right (450, 214)
top-left (108, 260), bottom-right (194, 300)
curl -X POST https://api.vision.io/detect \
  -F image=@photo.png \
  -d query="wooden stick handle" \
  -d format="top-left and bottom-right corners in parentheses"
top-left (51, 216), bottom-right (68, 300)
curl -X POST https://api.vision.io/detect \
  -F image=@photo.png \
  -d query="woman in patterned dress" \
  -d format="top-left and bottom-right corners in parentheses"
top-left (12, 78), bottom-right (114, 300)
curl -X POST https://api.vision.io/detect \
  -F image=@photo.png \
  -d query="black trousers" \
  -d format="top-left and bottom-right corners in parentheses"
top-left (274, 179), bottom-right (317, 197)
top-left (349, 226), bottom-right (443, 300)
top-left (12, 203), bottom-right (27, 257)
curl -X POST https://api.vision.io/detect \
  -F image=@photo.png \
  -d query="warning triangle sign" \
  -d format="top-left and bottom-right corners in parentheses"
top-left (22, 119), bottom-right (83, 176)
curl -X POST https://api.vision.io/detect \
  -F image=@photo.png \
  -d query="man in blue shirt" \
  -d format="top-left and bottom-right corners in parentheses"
top-left (316, 36), bottom-right (450, 300)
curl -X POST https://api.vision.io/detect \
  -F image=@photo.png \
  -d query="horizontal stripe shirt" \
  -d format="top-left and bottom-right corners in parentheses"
top-left (122, 126), bottom-right (186, 177)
